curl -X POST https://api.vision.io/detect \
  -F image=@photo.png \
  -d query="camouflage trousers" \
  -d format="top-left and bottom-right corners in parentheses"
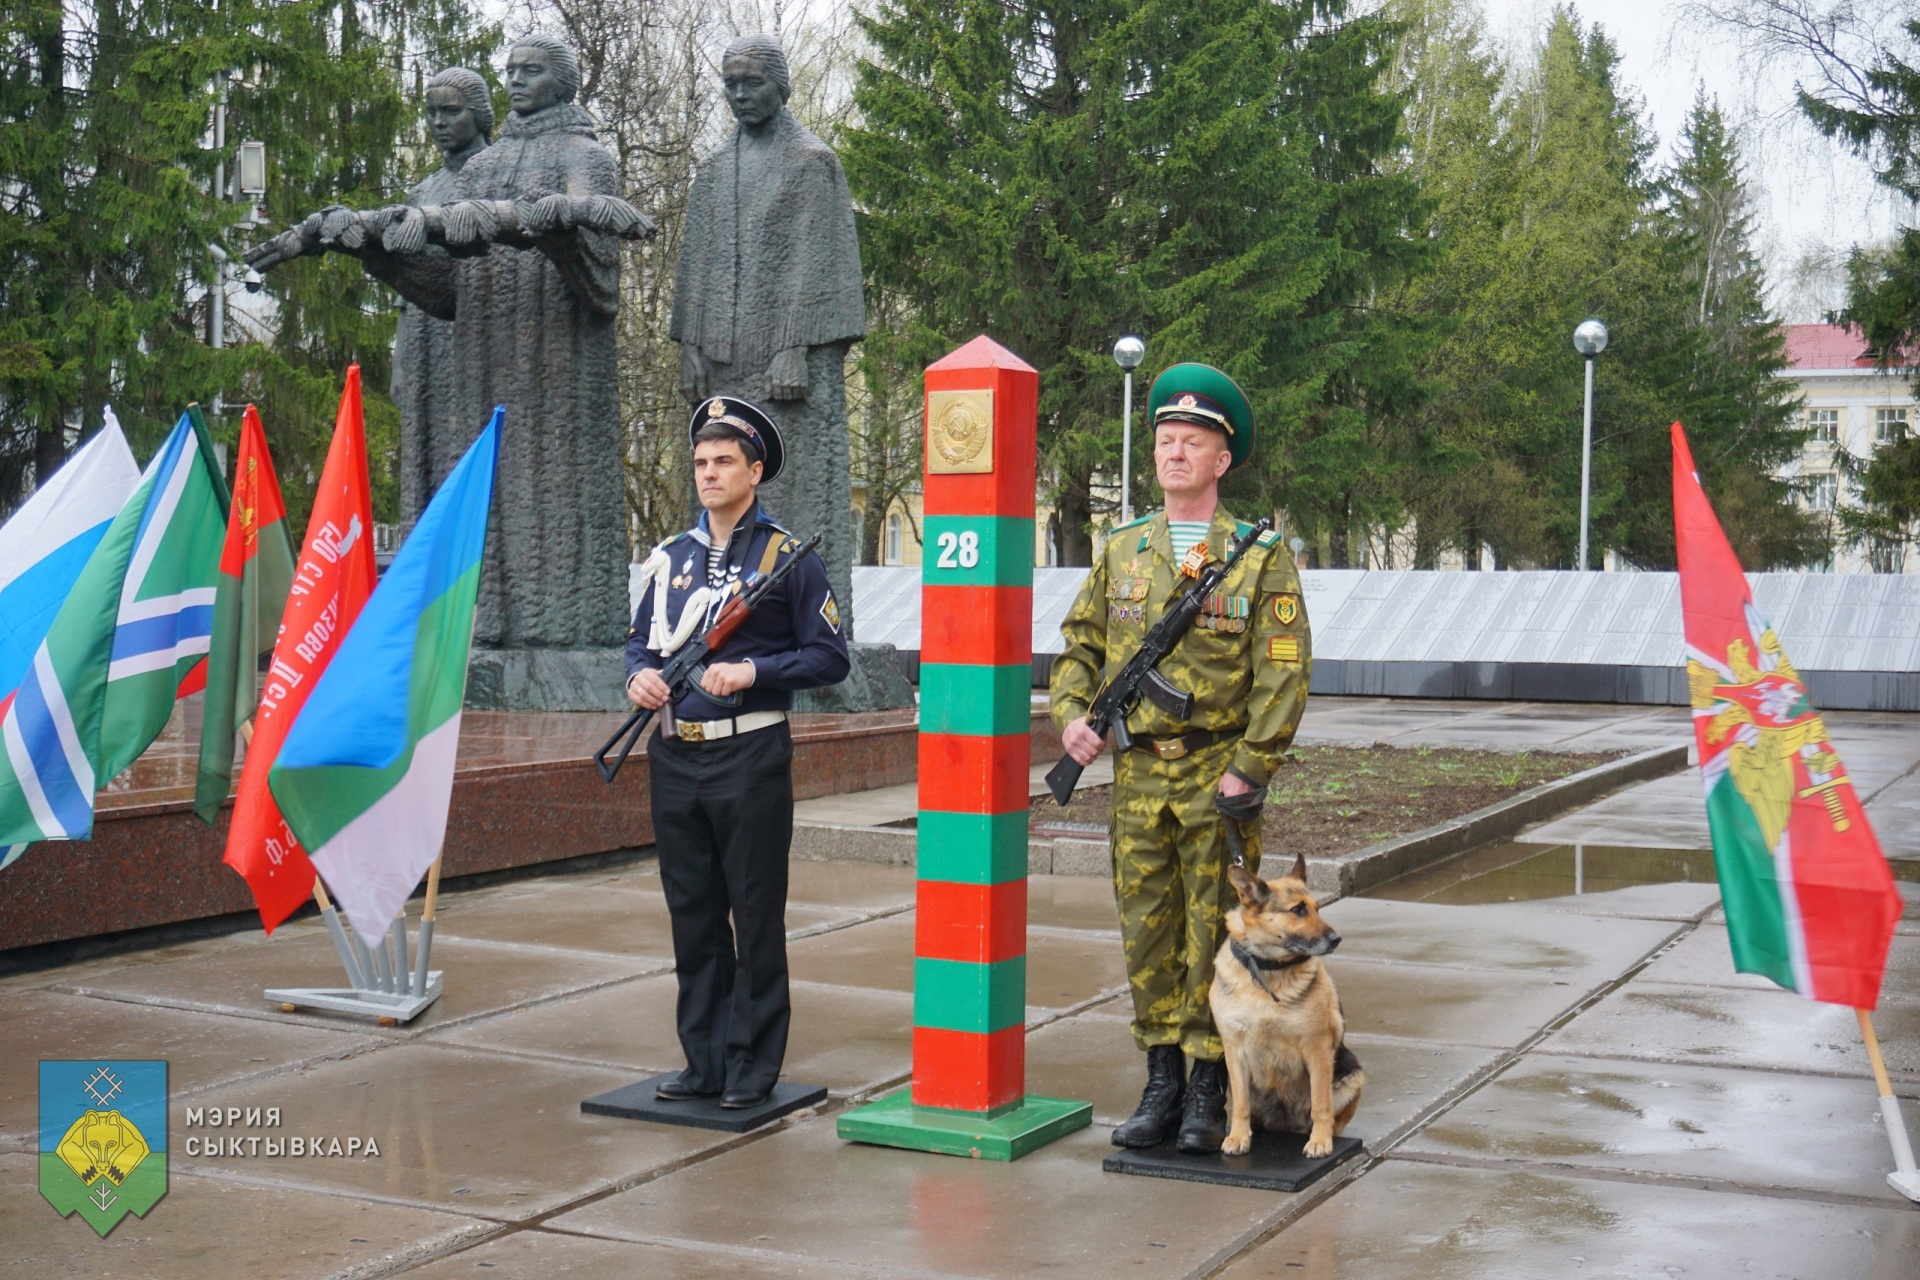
top-left (1109, 737), bottom-right (1261, 1062)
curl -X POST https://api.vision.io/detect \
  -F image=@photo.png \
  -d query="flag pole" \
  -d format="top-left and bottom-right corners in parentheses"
top-left (1857, 1008), bottom-right (1920, 1202)
top-left (409, 852), bottom-right (444, 996)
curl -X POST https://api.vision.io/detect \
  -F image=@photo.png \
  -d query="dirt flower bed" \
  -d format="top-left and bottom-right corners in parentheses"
top-left (1033, 745), bottom-right (1623, 861)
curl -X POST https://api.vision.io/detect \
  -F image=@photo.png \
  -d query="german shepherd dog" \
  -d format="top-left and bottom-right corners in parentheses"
top-left (1208, 853), bottom-right (1363, 1157)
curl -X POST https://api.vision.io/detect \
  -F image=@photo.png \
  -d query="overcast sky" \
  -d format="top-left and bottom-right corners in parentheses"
top-left (1478, 0), bottom-right (1908, 321)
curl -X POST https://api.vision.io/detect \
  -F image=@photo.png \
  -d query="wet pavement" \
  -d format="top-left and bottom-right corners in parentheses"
top-left (2, 697), bottom-right (1917, 1277)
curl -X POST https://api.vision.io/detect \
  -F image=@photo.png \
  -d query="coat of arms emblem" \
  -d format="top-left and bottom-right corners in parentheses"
top-left (39, 1060), bottom-right (168, 1236)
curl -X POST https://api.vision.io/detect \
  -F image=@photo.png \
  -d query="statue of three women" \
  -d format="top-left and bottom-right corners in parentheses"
top-left (249, 33), bottom-right (869, 710)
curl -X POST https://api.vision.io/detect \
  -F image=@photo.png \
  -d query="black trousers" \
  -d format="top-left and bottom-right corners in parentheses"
top-left (648, 721), bottom-right (795, 1095)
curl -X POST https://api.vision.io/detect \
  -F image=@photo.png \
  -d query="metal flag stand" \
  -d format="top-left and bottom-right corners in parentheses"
top-left (1858, 1009), bottom-right (1920, 1202)
top-left (266, 856), bottom-right (445, 1025)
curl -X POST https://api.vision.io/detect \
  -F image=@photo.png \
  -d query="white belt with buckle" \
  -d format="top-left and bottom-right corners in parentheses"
top-left (673, 710), bottom-right (787, 743)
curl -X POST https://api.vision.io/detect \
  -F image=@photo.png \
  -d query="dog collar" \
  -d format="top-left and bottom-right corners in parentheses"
top-left (1231, 938), bottom-right (1311, 1003)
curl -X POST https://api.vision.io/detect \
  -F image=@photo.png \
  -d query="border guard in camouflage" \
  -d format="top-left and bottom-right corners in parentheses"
top-left (1049, 363), bottom-right (1312, 1154)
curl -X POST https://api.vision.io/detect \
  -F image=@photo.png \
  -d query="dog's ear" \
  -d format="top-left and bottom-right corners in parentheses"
top-left (1228, 863), bottom-right (1272, 907)
top-left (1289, 850), bottom-right (1308, 884)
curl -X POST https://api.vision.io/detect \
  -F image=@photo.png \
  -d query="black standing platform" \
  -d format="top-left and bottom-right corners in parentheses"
top-left (582, 1074), bottom-right (829, 1134)
top-left (1103, 1130), bottom-right (1363, 1191)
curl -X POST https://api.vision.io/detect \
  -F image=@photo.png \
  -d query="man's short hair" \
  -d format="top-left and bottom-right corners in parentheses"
top-left (693, 421), bottom-right (763, 465)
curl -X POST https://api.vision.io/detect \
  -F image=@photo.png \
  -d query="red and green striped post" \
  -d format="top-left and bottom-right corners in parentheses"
top-left (837, 336), bottom-right (1092, 1160)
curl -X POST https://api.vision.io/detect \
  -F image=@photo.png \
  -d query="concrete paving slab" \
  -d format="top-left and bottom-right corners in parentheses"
top-left (1327, 958), bottom-right (1593, 1049)
top-left (59, 930), bottom-right (657, 1033)
top-left (0, 1153), bottom-right (487, 1280)
top-left (1533, 881), bottom-right (1723, 922)
top-left (1217, 1160), bottom-right (1920, 1280)
top-left (794, 780), bottom-right (918, 827)
top-left (1637, 923), bottom-right (1920, 996)
top-left (437, 975), bottom-right (914, 1097)
top-left (1022, 1007), bottom-right (1500, 1144)
top-left (1518, 772), bottom-right (1713, 849)
top-left (431, 879), bottom-right (850, 960)
top-left (1545, 980), bottom-right (1920, 1084)
top-left (785, 860), bottom-right (918, 911)
top-left (1025, 875), bottom-right (1120, 934)
top-left (1318, 897), bottom-right (1682, 978)
top-left (549, 1117), bottom-right (1283, 1280)
top-left (0, 989), bottom-right (377, 1145)
top-left (172, 1042), bottom-right (727, 1219)
top-left (392, 1230), bottom-right (862, 1279)
top-left (785, 914), bottom-right (1128, 1012)
top-left (1868, 771), bottom-right (1920, 861)
top-left (1403, 1053), bottom-right (1920, 1202)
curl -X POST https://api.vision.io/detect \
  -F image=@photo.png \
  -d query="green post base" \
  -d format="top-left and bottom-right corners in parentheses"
top-left (837, 1090), bottom-right (1092, 1161)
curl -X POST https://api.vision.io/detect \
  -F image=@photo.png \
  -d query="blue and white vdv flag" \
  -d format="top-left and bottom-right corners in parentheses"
top-left (0, 412), bottom-right (227, 860)
top-left (0, 410), bottom-right (140, 714)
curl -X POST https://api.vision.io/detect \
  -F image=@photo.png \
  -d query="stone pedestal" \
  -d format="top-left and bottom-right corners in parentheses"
top-left (465, 648), bottom-right (630, 712)
top-left (793, 641), bottom-right (916, 713)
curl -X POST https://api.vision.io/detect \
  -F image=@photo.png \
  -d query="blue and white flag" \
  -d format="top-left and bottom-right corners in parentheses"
top-left (0, 411), bottom-right (140, 711)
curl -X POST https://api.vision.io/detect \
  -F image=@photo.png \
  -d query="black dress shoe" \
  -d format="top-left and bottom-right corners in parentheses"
top-left (655, 1075), bottom-right (719, 1102)
top-left (720, 1087), bottom-right (768, 1109)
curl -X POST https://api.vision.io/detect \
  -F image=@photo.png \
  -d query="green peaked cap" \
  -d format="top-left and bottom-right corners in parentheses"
top-left (1146, 362), bottom-right (1254, 469)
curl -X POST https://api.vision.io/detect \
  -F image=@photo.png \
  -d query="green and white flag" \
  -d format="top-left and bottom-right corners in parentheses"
top-left (0, 413), bottom-right (227, 848)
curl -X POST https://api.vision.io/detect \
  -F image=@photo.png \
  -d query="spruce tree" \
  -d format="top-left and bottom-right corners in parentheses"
top-left (843, 0), bottom-right (1427, 564)
top-left (0, 1), bottom-right (498, 529)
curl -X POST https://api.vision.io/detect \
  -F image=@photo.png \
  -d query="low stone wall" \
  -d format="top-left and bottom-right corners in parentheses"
top-left (0, 709), bottom-right (942, 953)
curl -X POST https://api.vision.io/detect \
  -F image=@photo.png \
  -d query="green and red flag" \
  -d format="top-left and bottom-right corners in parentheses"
top-left (1673, 422), bottom-right (1903, 1008)
top-left (223, 367), bottom-right (377, 931)
top-left (193, 405), bottom-right (295, 823)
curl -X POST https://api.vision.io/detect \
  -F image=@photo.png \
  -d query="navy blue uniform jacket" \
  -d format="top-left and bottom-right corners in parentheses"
top-left (625, 503), bottom-right (850, 721)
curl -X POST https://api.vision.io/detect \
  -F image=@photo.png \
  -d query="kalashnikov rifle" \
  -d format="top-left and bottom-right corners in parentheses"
top-left (595, 533), bottom-right (823, 783)
top-left (1044, 517), bottom-right (1273, 805)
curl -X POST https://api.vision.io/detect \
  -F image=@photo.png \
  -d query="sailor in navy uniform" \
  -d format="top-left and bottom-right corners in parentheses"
top-left (626, 395), bottom-right (850, 1108)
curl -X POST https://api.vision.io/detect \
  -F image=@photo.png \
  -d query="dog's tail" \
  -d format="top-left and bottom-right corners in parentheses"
top-left (1333, 1040), bottom-right (1363, 1089)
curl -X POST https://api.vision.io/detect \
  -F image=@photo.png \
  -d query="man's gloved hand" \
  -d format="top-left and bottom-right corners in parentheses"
top-left (1213, 784), bottom-right (1264, 825)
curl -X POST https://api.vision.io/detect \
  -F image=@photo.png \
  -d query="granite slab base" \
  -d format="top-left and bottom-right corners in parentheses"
top-left (581, 1074), bottom-right (828, 1133)
top-left (1103, 1131), bottom-right (1363, 1191)
top-left (835, 1090), bottom-right (1092, 1161)
top-left (467, 647), bottom-right (630, 711)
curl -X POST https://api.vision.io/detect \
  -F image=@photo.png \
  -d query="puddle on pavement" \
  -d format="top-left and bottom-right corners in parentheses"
top-left (1368, 840), bottom-right (1920, 905)
top-left (1364, 842), bottom-right (1720, 905)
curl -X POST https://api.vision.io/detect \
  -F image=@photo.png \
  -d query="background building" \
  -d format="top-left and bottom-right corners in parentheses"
top-left (1779, 323), bottom-right (1916, 573)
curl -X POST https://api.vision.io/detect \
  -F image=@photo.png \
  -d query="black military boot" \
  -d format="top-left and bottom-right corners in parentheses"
top-left (1176, 1058), bottom-right (1228, 1153)
top-left (1110, 1045), bottom-right (1186, 1148)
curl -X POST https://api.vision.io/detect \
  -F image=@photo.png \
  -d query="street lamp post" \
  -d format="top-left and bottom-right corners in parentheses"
top-left (1573, 318), bottom-right (1609, 571)
top-left (1113, 335), bottom-right (1145, 525)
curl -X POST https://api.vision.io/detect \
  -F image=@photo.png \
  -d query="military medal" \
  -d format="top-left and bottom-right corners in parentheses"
top-left (1180, 542), bottom-right (1211, 579)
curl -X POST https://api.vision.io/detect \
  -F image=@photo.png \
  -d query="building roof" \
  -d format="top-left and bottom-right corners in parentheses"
top-left (1782, 322), bottom-right (1910, 372)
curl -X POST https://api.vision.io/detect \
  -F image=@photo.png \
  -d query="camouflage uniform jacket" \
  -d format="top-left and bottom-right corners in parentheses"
top-left (1050, 507), bottom-right (1311, 788)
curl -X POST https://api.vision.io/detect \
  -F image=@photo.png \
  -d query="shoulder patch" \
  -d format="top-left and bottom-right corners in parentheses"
top-left (820, 593), bottom-right (841, 633)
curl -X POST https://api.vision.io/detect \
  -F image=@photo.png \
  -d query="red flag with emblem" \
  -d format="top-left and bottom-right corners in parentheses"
top-left (1673, 421), bottom-right (1901, 1007)
top-left (193, 405), bottom-right (295, 822)
top-left (223, 367), bottom-right (377, 931)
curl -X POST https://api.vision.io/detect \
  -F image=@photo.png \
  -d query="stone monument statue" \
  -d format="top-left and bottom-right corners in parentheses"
top-left (672, 33), bottom-right (866, 621)
top-left (248, 37), bottom-right (655, 709)
top-left (390, 68), bottom-right (489, 527)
